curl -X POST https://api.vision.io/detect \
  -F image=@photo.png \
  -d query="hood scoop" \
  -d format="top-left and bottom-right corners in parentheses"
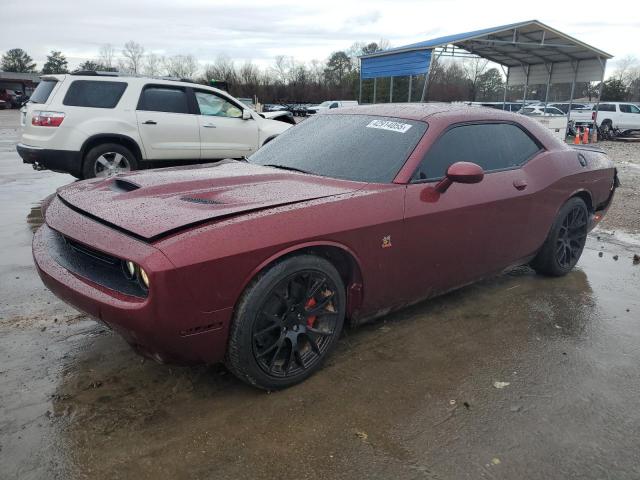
top-left (111, 178), bottom-right (141, 192)
top-left (181, 196), bottom-right (225, 205)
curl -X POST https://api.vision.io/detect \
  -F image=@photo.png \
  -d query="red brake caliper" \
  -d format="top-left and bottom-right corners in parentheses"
top-left (305, 298), bottom-right (317, 327)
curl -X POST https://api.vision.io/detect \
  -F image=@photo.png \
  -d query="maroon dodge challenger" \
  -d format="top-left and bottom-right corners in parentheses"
top-left (33, 104), bottom-right (617, 389)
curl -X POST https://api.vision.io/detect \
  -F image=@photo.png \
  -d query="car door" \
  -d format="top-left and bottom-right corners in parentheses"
top-left (618, 104), bottom-right (640, 130)
top-left (136, 85), bottom-right (200, 160)
top-left (402, 122), bottom-right (543, 301)
top-left (193, 90), bottom-right (259, 159)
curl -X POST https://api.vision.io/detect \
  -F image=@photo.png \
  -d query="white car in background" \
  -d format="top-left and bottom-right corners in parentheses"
top-left (519, 105), bottom-right (566, 116)
top-left (305, 100), bottom-right (358, 115)
top-left (17, 73), bottom-right (292, 178)
top-left (571, 102), bottom-right (640, 138)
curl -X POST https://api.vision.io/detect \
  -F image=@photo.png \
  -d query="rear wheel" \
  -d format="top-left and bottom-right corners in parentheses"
top-left (226, 255), bottom-right (345, 390)
top-left (82, 143), bottom-right (138, 179)
top-left (531, 197), bottom-right (588, 276)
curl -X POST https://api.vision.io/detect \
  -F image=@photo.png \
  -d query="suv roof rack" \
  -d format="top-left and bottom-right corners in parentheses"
top-left (69, 70), bottom-right (201, 85)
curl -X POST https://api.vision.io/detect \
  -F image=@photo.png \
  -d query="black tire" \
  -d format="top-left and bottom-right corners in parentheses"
top-left (82, 143), bottom-right (138, 179)
top-left (600, 120), bottom-right (614, 140)
top-left (226, 254), bottom-right (346, 390)
top-left (531, 197), bottom-right (589, 276)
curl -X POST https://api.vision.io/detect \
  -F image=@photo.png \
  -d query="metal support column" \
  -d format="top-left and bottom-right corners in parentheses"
top-left (542, 63), bottom-right (553, 114)
top-left (408, 75), bottom-right (412, 102)
top-left (566, 60), bottom-right (579, 126)
top-left (420, 51), bottom-right (436, 102)
top-left (390, 76), bottom-right (394, 103)
top-left (373, 78), bottom-right (377, 104)
top-left (521, 64), bottom-right (530, 109)
top-left (501, 65), bottom-right (509, 109)
top-left (358, 76), bottom-right (362, 104)
top-left (593, 57), bottom-right (607, 137)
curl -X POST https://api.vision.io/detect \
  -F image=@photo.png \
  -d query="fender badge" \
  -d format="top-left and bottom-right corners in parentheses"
top-left (381, 235), bottom-right (392, 249)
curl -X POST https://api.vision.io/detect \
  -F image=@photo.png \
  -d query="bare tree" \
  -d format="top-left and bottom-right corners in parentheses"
top-left (144, 53), bottom-right (165, 76)
top-left (98, 44), bottom-right (115, 70)
top-left (462, 57), bottom-right (489, 101)
top-left (271, 55), bottom-right (294, 84)
top-left (164, 54), bottom-right (199, 79)
top-left (121, 40), bottom-right (145, 74)
top-left (203, 55), bottom-right (238, 85)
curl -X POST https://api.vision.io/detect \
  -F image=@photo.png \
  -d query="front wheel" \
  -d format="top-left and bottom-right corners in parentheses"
top-left (531, 197), bottom-right (588, 276)
top-left (82, 143), bottom-right (138, 179)
top-left (226, 255), bottom-right (346, 390)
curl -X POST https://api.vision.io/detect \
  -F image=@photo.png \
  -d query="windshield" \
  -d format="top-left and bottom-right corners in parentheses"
top-left (249, 114), bottom-right (427, 183)
top-left (318, 101), bottom-right (332, 107)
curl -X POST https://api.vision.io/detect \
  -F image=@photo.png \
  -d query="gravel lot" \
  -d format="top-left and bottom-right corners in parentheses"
top-left (1, 109), bottom-right (639, 480)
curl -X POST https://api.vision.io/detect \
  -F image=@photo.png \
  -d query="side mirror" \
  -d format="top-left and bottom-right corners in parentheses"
top-left (242, 109), bottom-right (252, 120)
top-left (435, 162), bottom-right (484, 193)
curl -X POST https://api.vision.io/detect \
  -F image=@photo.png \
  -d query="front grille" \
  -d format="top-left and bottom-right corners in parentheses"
top-left (45, 228), bottom-right (147, 298)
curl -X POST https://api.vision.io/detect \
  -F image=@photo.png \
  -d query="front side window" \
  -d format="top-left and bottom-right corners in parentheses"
top-left (194, 91), bottom-right (242, 118)
top-left (63, 80), bottom-right (127, 108)
top-left (138, 86), bottom-right (189, 114)
top-left (620, 104), bottom-right (640, 114)
top-left (595, 104), bottom-right (615, 112)
top-left (412, 123), bottom-right (541, 182)
top-left (250, 114), bottom-right (427, 183)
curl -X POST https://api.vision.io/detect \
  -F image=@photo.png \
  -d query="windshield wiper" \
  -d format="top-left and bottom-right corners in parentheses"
top-left (263, 164), bottom-right (310, 174)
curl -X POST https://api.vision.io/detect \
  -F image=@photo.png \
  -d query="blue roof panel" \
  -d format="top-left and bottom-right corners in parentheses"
top-left (361, 50), bottom-right (432, 79)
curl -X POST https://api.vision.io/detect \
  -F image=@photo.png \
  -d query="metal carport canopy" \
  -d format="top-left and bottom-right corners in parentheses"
top-left (360, 20), bottom-right (613, 101)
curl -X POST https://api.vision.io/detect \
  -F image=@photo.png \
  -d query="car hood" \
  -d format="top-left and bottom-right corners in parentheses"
top-left (261, 111), bottom-right (289, 119)
top-left (56, 161), bottom-right (363, 241)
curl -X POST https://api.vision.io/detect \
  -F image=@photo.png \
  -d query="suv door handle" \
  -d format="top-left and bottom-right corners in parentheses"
top-left (202, 123), bottom-right (216, 128)
top-left (513, 179), bottom-right (528, 190)
top-left (142, 120), bottom-right (157, 125)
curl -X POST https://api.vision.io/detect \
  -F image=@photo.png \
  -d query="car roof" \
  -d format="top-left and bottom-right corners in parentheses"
top-left (324, 102), bottom-right (529, 123)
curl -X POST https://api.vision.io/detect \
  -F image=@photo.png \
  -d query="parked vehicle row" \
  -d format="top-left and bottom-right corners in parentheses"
top-left (32, 103), bottom-right (618, 389)
top-left (17, 73), bottom-right (293, 179)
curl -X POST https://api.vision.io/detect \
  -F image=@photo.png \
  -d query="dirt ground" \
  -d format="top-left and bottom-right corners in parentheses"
top-left (1, 109), bottom-right (639, 480)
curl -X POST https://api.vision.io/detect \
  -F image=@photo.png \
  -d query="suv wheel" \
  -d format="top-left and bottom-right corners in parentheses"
top-left (82, 143), bottom-right (138, 179)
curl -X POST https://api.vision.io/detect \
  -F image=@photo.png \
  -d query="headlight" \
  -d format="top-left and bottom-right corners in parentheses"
top-left (124, 260), bottom-right (136, 279)
top-left (139, 267), bottom-right (150, 289)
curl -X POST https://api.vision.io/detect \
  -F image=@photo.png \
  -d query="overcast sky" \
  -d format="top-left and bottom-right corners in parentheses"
top-left (1, 0), bottom-right (637, 73)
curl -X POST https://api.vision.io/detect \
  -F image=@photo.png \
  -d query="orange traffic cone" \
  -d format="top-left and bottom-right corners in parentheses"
top-left (574, 128), bottom-right (582, 144)
top-left (582, 127), bottom-right (590, 144)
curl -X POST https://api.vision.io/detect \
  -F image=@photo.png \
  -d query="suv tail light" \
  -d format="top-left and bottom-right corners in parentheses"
top-left (32, 111), bottom-right (65, 127)
top-left (591, 111), bottom-right (597, 121)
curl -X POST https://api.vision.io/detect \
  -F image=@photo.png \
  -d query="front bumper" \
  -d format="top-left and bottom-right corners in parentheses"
top-left (17, 143), bottom-right (82, 178)
top-left (33, 199), bottom-right (233, 364)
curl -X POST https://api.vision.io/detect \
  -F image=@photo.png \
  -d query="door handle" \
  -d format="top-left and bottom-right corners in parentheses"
top-left (202, 123), bottom-right (216, 128)
top-left (143, 120), bottom-right (157, 125)
top-left (513, 179), bottom-right (528, 190)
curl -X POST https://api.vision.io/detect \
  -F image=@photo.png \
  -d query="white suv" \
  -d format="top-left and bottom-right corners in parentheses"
top-left (17, 73), bottom-right (293, 178)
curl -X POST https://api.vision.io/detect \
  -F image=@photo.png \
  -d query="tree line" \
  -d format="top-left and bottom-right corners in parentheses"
top-left (2, 45), bottom-right (639, 103)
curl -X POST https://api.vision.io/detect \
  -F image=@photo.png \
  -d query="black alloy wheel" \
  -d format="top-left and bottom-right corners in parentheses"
top-left (531, 197), bottom-right (589, 276)
top-left (252, 270), bottom-right (339, 377)
top-left (226, 255), bottom-right (345, 390)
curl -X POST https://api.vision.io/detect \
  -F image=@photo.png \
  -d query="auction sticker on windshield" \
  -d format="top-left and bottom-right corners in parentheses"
top-left (366, 120), bottom-right (413, 133)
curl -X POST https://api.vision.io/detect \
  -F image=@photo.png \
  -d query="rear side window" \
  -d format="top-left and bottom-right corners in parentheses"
top-left (29, 80), bottom-right (57, 104)
top-left (63, 80), bottom-right (127, 108)
top-left (138, 86), bottom-right (189, 114)
top-left (413, 123), bottom-right (541, 182)
top-left (595, 104), bottom-right (616, 112)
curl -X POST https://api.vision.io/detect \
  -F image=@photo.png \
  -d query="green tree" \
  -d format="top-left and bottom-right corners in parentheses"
top-left (601, 78), bottom-right (628, 101)
top-left (42, 51), bottom-right (68, 74)
top-left (476, 68), bottom-right (504, 101)
top-left (324, 51), bottom-right (352, 85)
top-left (76, 60), bottom-right (109, 72)
top-left (1, 48), bottom-right (36, 72)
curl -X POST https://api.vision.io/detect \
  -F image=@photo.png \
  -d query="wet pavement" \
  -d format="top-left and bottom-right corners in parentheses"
top-left (1, 109), bottom-right (640, 479)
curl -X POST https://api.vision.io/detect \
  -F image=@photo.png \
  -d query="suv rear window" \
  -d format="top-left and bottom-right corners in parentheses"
top-left (62, 80), bottom-right (127, 108)
top-left (29, 80), bottom-right (57, 104)
top-left (137, 86), bottom-right (189, 114)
